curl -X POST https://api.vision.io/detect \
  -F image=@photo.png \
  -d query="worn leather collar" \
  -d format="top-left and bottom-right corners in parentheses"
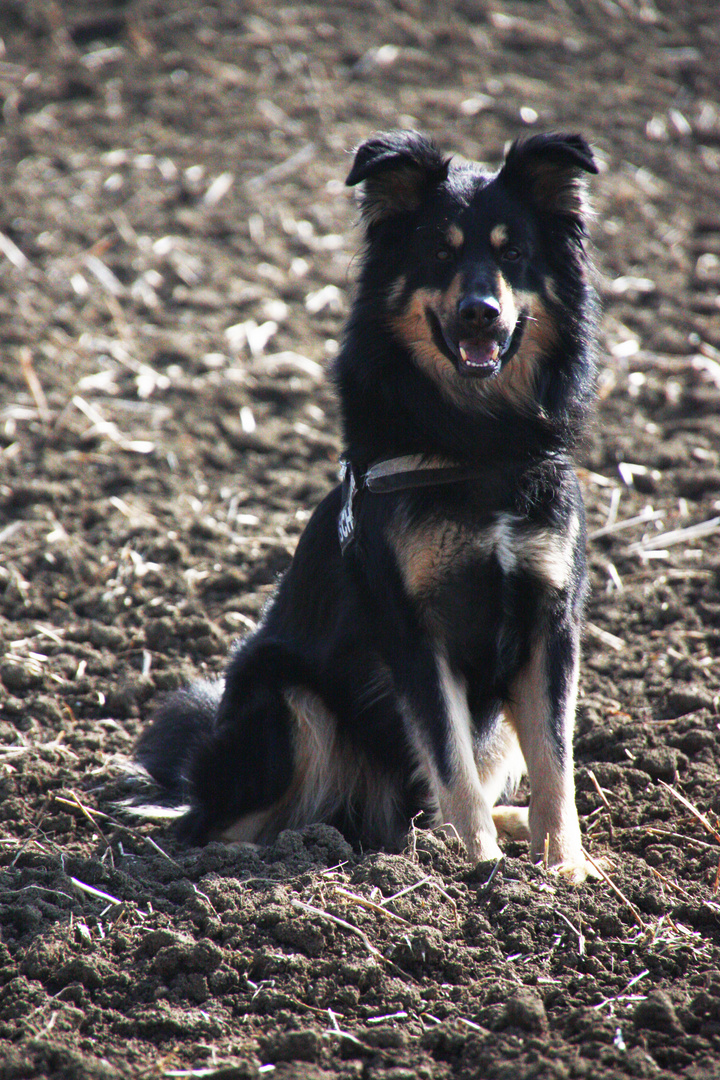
top-left (338, 455), bottom-right (488, 553)
top-left (362, 454), bottom-right (490, 492)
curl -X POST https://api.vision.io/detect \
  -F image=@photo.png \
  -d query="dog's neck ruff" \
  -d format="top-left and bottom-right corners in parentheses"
top-left (338, 455), bottom-right (489, 553)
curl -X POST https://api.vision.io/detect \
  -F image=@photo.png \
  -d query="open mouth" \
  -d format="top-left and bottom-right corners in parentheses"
top-left (457, 339), bottom-right (503, 376)
top-left (430, 309), bottom-right (527, 379)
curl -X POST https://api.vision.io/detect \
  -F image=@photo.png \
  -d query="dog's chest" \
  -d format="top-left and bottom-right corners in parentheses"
top-left (389, 508), bottom-right (580, 606)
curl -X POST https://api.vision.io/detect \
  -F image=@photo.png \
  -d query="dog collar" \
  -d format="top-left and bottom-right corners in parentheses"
top-left (338, 455), bottom-right (487, 553)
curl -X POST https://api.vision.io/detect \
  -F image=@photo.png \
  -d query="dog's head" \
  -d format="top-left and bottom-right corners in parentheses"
top-left (346, 130), bottom-right (597, 403)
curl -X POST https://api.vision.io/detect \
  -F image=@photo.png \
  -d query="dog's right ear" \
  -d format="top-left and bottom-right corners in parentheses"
top-left (346, 131), bottom-right (450, 225)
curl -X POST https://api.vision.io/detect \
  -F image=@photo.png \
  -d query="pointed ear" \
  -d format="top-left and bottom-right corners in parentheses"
top-left (499, 133), bottom-right (598, 222)
top-left (346, 130), bottom-right (450, 225)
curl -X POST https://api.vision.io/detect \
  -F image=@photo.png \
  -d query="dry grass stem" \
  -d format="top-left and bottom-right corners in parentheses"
top-left (658, 781), bottom-right (720, 844)
top-left (34, 623), bottom-right (65, 644)
top-left (0, 229), bottom-right (31, 271)
top-left (3, 736), bottom-right (78, 763)
top-left (62, 791), bottom-right (114, 867)
top-left (245, 142), bottom-right (316, 190)
top-left (603, 486), bottom-right (622, 530)
top-left (327, 1009), bottom-right (342, 1032)
top-left (459, 1017), bottom-right (487, 1032)
top-left (582, 849), bottom-right (646, 928)
top-left (627, 516), bottom-right (720, 554)
top-left (0, 743), bottom-right (30, 763)
top-left (585, 622), bottom-right (625, 650)
top-left (365, 1011), bottom-right (409, 1024)
top-left (556, 910), bottom-right (586, 955)
top-left (693, 350), bottom-right (720, 388)
top-left (583, 469), bottom-right (618, 488)
top-left (163, 1070), bottom-right (245, 1079)
top-left (434, 821), bottom-right (462, 844)
top-left (480, 857), bottom-right (505, 891)
top-left (606, 561), bottom-right (624, 591)
top-left (333, 886), bottom-right (410, 925)
top-left (405, 813), bottom-right (422, 861)
top-left (643, 826), bottom-right (717, 851)
top-left (290, 899), bottom-right (384, 960)
top-left (649, 867), bottom-right (694, 901)
top-left (379, 875), bottom-right (459, 921)
top-left (84, 253), bottom-right (124, 296)
top-left (9, 835), bottom-right (51, 866)
top-left (263, 994), bottom-right (334, 1019)
top-left (323, 1019), bottom-right (369, 1052)
top-left (252, 351), bottom-right (324, 379)
top-left (624, 970), bottom-right (650, 991)
top-left (72, 395), bottom-right (155, 454)
top-left (639, 915), bottom-right (710, 956)
top-left (593, 993), bottom-right (647, 1013)
top-left (20, 347), bottom-right (51, 423)
top-left (55, 795), bottom-right (181, 866)
top-left (70, 877), bottom-right (122, 906)
top-left (588, 507), bottom-right (662, 540)
top-left (587, 769), bottom-right (612, 812)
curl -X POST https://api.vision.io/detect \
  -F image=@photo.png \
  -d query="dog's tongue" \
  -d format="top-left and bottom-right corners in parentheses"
top-left (458, 340), bottom-right (500, 373)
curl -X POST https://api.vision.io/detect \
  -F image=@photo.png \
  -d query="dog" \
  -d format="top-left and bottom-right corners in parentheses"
top-left (136, 130), bottom-right (600, 880)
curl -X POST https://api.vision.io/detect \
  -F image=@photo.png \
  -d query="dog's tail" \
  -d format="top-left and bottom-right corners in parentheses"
top-left (134, 679), bottom-right (223, 802)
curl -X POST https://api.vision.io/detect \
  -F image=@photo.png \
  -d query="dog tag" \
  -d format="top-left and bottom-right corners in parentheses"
top-left (338, 461), bottom-right (357, 553)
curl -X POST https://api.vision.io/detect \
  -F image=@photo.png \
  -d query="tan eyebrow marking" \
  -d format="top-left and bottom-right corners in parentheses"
top-left (446, 224), bottom-right (464, 248)
top-left (490, 224), bottom-right (509, 249)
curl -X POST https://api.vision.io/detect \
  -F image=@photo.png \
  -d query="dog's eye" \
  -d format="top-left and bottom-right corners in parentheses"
top-left (435, 247), bottom-right (451, 262)
top-left (501, 246), bottom-right (522, 263)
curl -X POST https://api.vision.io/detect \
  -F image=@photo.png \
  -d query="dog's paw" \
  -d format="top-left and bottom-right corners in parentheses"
top-left (466, 834), bottom-right (504, 863)
top-left (549, 852), bottom-right (612, 884)
top-left (435, 821), bottom-right (503, 863)
top-left (492, 805), bottom-right (531, 842)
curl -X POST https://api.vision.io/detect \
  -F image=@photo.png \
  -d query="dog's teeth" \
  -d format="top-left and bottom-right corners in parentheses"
top-left (459, 345), bottom-right (468, 363)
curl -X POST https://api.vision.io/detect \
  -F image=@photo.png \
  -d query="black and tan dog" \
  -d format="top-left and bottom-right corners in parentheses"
top-left (136, 130), bottom-right (600, 879)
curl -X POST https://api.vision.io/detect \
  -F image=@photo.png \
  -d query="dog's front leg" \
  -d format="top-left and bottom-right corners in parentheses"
top-left (364, 541), bottom-right (501, 862)
top-left (505, 622), bottom-right (591, 881)
top-left (402, 651), bottom-right (502, 863)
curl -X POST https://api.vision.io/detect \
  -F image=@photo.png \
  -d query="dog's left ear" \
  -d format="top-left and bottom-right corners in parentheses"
top-left (346, 130), bottom-right (450, 225)
top-left (499, 133), bottom-right (598, 222)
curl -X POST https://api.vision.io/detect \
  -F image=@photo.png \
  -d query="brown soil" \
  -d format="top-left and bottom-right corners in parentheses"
top-left (1, 2), bottom-right (720, 1078)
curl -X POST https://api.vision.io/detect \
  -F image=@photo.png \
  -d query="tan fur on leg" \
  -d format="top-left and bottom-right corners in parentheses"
top-left (505, 633), bottom-right (596, 882)
top-left (405, 654), bottom-right (503, 862)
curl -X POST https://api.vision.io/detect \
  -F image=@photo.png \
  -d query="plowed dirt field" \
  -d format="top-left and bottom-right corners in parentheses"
top-left (1, 2), bottom-right (720, 1077)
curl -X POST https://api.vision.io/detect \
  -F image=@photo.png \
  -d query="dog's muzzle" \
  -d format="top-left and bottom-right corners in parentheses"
top-left (431, 300), bottom-right (527, 379)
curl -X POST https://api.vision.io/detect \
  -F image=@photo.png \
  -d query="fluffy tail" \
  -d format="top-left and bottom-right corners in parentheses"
top-left (135, 679), bottom-right (223, 800)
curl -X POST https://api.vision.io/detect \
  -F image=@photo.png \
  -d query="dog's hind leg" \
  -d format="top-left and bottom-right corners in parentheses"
top-left (182, 679), bottom-right (295, 844)
top-left (176, 638), bottom-right (312, 844)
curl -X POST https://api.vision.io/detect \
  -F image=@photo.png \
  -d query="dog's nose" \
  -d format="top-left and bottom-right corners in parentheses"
top-left (458, 295), bottom-right (501, 327)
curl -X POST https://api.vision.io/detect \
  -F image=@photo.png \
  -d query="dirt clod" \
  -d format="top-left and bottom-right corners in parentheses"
top-left (261, 1029), bottom-right (323, 1063)
top-left (634, 991), bottom-right (684, 1036)
top-left (498, 990), bottom-right (549, 1035)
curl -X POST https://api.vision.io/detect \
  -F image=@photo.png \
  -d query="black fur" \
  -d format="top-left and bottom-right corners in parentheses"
top-left (136, 130), bottom-right (599, 871)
